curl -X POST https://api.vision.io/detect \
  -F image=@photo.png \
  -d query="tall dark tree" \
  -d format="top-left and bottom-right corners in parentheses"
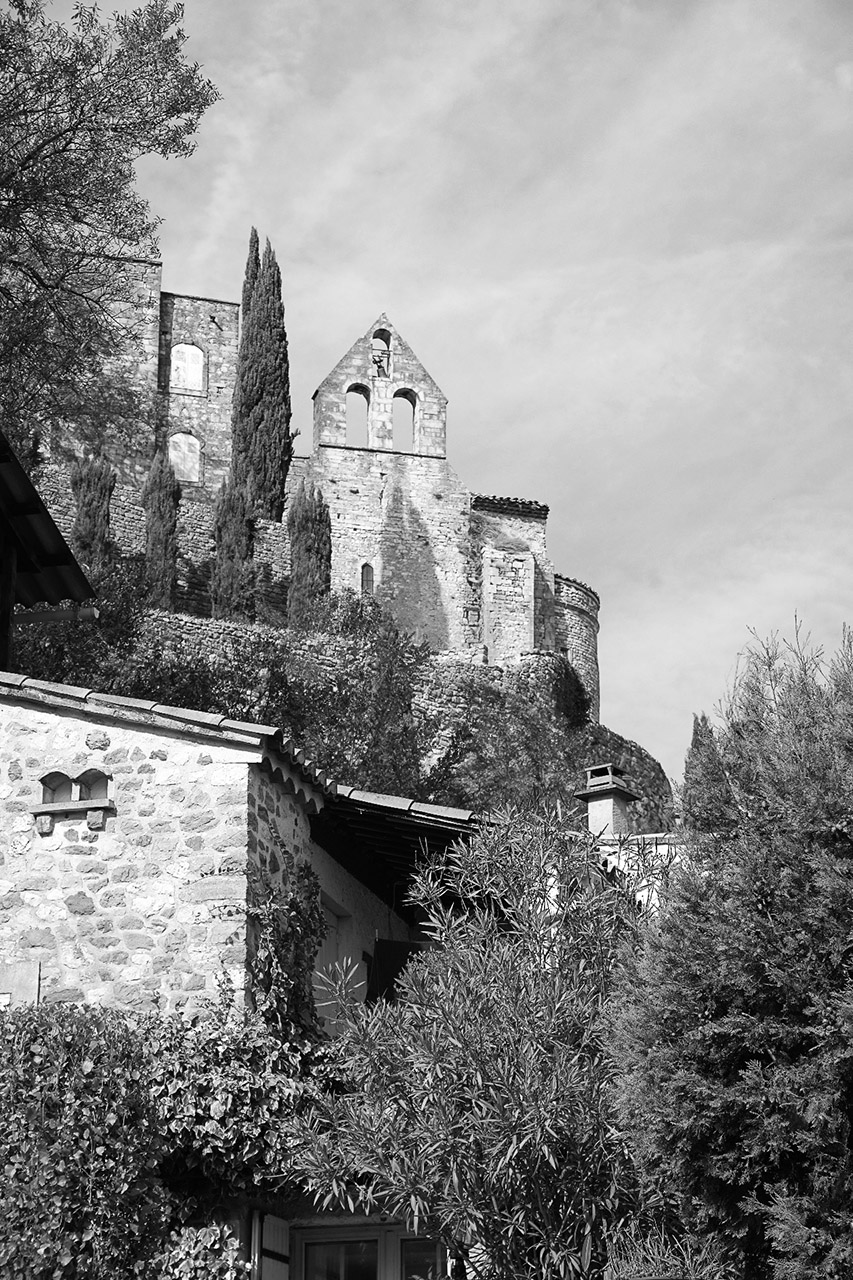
top-left (70, 454), bottom-right (117, 575)
top-left (611, 633), bottom-right (853, 1280)
top-left (241, 226), bottom-right (260, 320)
top-left (210, 480), bottom-right (255, 622)
top-left (0, 1), bottom-right (218, 466)
top-left (287, 480), bottom-right (331, 627)
top-left (142, 448), bottom-right (181, 609)
top-left (230, 233), bottom-right (293, 520)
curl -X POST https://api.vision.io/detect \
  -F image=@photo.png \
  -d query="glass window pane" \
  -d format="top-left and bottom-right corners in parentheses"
top-left (401, 1240), bottom-right (438, 1280)
top-left (305, 1243), bottom-right (341, 1280)
top-left (305, 1240), bottom-right (378, 1280)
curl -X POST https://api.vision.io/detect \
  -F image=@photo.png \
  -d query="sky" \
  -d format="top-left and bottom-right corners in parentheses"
top-left (56, 0), bottom-right (853, 782)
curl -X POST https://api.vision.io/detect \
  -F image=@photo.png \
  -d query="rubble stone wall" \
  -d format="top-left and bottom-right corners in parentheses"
top-left (0, 700), bottom-right (257, 1013)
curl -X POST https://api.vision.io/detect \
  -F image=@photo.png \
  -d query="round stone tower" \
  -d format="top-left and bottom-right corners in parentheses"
top-left (554, 575), bottom-right (600, 722)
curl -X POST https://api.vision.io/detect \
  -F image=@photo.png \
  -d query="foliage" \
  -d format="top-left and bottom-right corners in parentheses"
top-left (240, 227), bottom-right (260, 320)
top-left (0, 0), bottom-right (218, 464)
top-left (680, 711), bottom-right (735, 835)
top-left (0, 860), bottom-right (324, 1277)
top-left (69, 453), bottom-right (117, 574)
top-left (286, 480), bottom-right (332, 627)
top-left (294, 807), bottom-right (669, 1280)
top-left (153, 1226), bottom-right (249, 1280)
top-left (142, 447), bottom-right (181, 608)
top-left (0, 1002), bottom-right (167, 1278)
top-left (426, 660), bottom-right (589, 810)
top-left (605, 1222), bottom-right (735, 1279)
top-left (231, 232), bottom-right (293, 520)
top-left (610, 632), bottom-right (853, 1279)
top-left (211, 480), bottom-right (256, 621)
top-left (286, 591), bottom-right (433, 795)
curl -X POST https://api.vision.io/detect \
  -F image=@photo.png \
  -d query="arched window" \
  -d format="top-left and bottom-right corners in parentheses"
top-left (346, 384), bottom-right (370, 447)
top-left (371, 329), bottom-right (391, 377)
top-left (393, 389), bottom-right (416, 452)
top-left (168, 431), bottom-right (201, 483)
top-left (361, 563), bottom-right (375, 596)
top-left (170, 343), bottom-right (205, 393)
top-left (41, 772), bottom-right (72, 805)
top-left (77, 769), bottom-right (109, 801)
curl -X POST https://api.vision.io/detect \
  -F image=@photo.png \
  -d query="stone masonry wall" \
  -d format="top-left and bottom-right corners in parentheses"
top-left (482, 547), bottom-right (535, 660)
top-left (296, 447), bottom-right (474, 651)
top-left (312, 316), bottom-right (447, 457)
top-left (248, 762), bottom-right (412, 1002)
top-left (159, 292), bottom-right (240, 492)
top-left (555, 575), bottom-right (600, 721)
top-left (0, 701), bottom-right (258, 1013)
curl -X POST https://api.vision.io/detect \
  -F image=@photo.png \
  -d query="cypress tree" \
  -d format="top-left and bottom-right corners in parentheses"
top-left (286, 480), bottom-right (331, 627)
top-left (69, 453), bottom-right (116, 575)
top-left (231, 231), bottom-right (292, 521)
top-left (210, 479), bottom-right (255, 621)
top-left (241, 225), bottom-right (260, 321)
top-left (141, 448), bottom-right (181, 609)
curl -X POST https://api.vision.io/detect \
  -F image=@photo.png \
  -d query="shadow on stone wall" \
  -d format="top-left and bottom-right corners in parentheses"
top-left (176, 555), bottom-right (213, 617)
top-left (378, 480), bottom-right (448, 649)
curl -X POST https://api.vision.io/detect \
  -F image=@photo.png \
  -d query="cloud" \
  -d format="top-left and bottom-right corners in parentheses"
top-left (43, 0), bottom-right (853, 784)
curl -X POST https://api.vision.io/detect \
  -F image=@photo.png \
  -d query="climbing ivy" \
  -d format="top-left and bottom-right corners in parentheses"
top-left (0, 863), bottom-right (325, 1277)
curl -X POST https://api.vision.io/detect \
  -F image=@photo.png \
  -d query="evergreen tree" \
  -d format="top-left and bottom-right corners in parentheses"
top-left (70, 453), bottom-right (116, 574)
top-left (286, 480), bottom-right (331, 627)
top-left (241, 226), bottom-right (260, 320)
top-left (611, 633), bottom-right (853, 1280)
top-left (231, 232), bottom-right (292, 521)
top-left (141, 448), bottom-right (181, 609)
top-left (210, 480), bottom-right (255, 621)
top-left (681, 712), bottom-right (735, 834)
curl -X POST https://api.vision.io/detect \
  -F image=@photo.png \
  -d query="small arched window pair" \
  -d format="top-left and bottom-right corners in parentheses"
top-left (40, 769), bottom-right (110, 807)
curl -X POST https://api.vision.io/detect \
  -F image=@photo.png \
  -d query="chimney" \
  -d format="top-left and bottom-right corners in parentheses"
top-left (576, 762), bottom-right (639, 838)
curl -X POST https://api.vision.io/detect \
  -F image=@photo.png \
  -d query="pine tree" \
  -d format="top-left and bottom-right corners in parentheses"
top-left (611, 633), bottom-right (853, 1280)
top-left (231, 231), bottom-right (292, 521)
top-left (210, 479), bottom-right (255, 621)
top-left (69, 453), bottom-right (116, 575)
top-left (286, 480), bottom-right (331, 627)
top-left (141, 448), bottom-right (181, 609)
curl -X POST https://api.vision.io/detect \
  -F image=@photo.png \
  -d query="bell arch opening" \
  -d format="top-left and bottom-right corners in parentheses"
top-left (346, 384), bottom-right (370, 447)
top-left (392, 389), bottom-right (416, 453)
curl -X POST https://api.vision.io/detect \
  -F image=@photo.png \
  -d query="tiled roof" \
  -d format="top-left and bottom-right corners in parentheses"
top-left (0, 672), bottom-right (476, 840)
top-left (0, 670), bottom-right (334, 796)
top-left (472, 493), bottom-right (549, 518)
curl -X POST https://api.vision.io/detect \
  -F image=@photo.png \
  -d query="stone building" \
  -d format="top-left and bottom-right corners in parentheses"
top-left (0, 669), bottom-right (478, 1278)
top-left (43, 268), bottom-right (602, 720)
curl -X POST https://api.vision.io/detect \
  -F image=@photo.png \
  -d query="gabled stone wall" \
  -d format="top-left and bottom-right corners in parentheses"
top-left (0, 701), bottom-right (256, 1012)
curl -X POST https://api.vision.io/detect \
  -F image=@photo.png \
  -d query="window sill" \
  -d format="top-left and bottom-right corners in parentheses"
top-left (30, 800), bottom-right (114, 835)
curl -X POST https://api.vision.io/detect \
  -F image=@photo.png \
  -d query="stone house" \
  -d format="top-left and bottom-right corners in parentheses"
top-left (0, 668), bottom-right (477, 1279)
